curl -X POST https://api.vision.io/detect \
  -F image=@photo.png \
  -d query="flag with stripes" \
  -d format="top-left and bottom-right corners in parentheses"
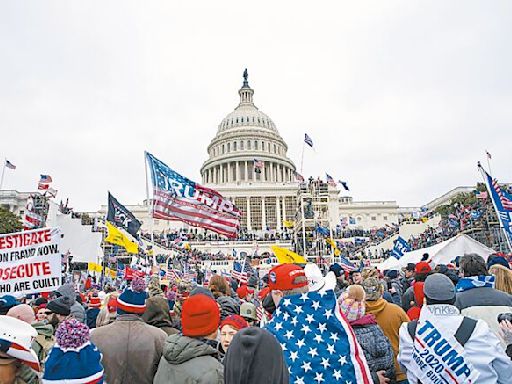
top-left (294, 171), bottom-right (305, 183)
top-left (254, 159), bottom-right (264, 173)
top-left (304, 133), bottom-right (314, 148)
top-left (326, 173), bottom-right (336, 187)
top-left (492, 179), bottom-right (512, 210)
top-left (231, 260), bottom-right (250, 283)
top-left (39, 174), bottom-right (53, 183)
top-left (338, 256), bottom-right (358, 272)
top-left (146, 152), bottom-right (241, 238)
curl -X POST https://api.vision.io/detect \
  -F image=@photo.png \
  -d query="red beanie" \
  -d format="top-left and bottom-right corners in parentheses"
top-left (182, 294), bottom-right (220, 337)
top-left (89, 297), bottom-right (101, 309)
top-left (220, 315), bottom-right (249, 331)
top-left (236, 285), bottom-right (254, 300)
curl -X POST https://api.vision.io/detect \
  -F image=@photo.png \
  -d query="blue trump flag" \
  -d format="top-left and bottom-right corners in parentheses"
top-left (392, 236), bottom-right (411, 259)
top-left (315, 223), bottom-right (330, 237)
top-left (265, 290), bottom-right (372, 384)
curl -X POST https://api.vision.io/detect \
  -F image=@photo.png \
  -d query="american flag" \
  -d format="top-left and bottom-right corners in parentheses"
top-left (166, 268), bottom-right (181, 280)
top-left (265, 290), bottom-right (372, 384)
top-left (39, 174), bottom-right (52, 183)
top-left (476, 191), bottom-right (488, 199)
top-left (254, 159), bottom-right (264, 169)
top-left (326, 173), bottom-right (337, 187)
top-left (5, 160), bottom-right (16, 170)
top-left (339, 256), bottom-right (358, 272)
top-left (304, 133), bottom-right (314, 148)
top-left (492, 178), bottom-right (512, 210)
top-left (338, 180), bottom-right (349, 191)
top-left (37, 182), bottom-right (49, 191)
top-left (231, 260), bottom-right (251, 284)
top-left (146, 152), bottom-right (241, 238)
top-left (294, 171), bottom-right (305, 183)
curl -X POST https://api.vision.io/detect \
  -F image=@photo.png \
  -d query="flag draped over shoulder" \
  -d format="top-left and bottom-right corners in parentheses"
top-left (271, 245), bottom-right (307, 264)
top-left (105, 221), bottom-right (139, 254)
top-left (107, 192), bottom-right (141, 237)
top-left (265, 290), bottom-right (372, 384)
top-left (145, 152), bottom-right (241, 238)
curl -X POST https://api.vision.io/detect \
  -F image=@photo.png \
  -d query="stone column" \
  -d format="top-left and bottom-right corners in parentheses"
top-left (261, 197), bottom-right (266, 231)
top-left (228, 162), bottom-right (232, 183)
top-left (276, 197), bottom-right (281, 231)
top-left (244, 161), bottom-right (248, 182)
top-left (213, 167), bottom-right (217, 184)
top-left (270, 162), bottom-right (274, 182)
top-left (282, 196), bottom-right (287, 222)
top-left (236, 161), bottom-right (240, 182)
top-left (246, 197), bottom-right (252, 231)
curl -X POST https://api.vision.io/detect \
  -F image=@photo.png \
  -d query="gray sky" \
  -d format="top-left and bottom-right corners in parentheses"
top-left (1, 1), bottom-right (511, 212)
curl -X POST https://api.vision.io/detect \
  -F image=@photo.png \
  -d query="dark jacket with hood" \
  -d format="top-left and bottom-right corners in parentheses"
top-left (350, 314), bottom-right (396, 384)
top-left (153, 334), bottom-right (223, 384)
top-left (224, 327), bottom-right (289, 384)
top-left (57, 284), bottom-right (85, 323)
top-left (142, 295), bottom-right (179, 335)
top-left (217, 295), bottom-right (240, 321)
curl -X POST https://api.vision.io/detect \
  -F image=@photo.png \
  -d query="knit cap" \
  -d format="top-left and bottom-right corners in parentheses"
top-left (181, 294), bottom-right (220, 337)
top-left (339, 285), bottom-right (366, 322)
top-left (7, 304), bottom-right (36, 324)
top-left (88, 296), bottom-right (101, 309)
top-left (46, 296), bottom-right (72, 316)
top-left (43, 319), bottom-right (104, 383)
top-left (0, 295), bottom-right (19, 315)
top-left (117, 277), bottom-right (147, 314)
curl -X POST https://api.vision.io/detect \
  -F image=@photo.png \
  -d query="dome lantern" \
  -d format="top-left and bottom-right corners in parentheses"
top-left (238, 68), bottom-right (254, 105)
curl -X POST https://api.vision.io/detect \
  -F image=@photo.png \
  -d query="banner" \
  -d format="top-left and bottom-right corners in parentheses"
top-left (107, 192), bottom-right (141, 237)
top-left (408, 305), bottom-right (479, 383)
top-left (392, 236), bottom-right (411, 259)
top-left (271, 245), bottom-right (307, 264)
top-left (0, 228), bottom-right (62, 295)
top-left (104, 221), bottom-right (139, 254)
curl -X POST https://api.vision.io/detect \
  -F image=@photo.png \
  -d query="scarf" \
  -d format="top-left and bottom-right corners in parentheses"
top-left (455, 275), bottom-right (495, 293)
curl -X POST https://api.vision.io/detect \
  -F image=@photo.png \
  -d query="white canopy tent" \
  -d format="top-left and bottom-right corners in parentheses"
top-left (376, 234), bottom-right (496, 270)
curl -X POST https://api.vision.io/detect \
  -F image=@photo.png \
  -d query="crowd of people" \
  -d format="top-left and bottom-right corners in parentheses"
top-left (1, 250), bottom-right (512, 383)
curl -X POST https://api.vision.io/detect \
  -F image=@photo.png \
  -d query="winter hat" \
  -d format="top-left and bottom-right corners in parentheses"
top-left (405, 263), bottom-right (416, 272)
top-left (117, 277), bottom-right (147, 314)
top-left (268, 264), bottom-right (307, 291)
top-left (43, 319), bottom-right (104, 383)
top-left (236, 284), bottom-right (254, 300)
top-left (88, 297), bottom-right (101, 309)
top-left (424, 273), bottom-right (455, 301)
top-left (0, 315), bottom-right (40, 372)
top-left (415, 262), bottom-right (432, 275)
top-left (6, 304), bottom-right (35, 324)
top-left (220, 315), bottom-right (249, 331)
top-left (362, 277), bottom-right (383, 301)
top-left (329, 263), bottom-right (343, 278)
top-left (385, 270), bottom-right (399, 280)
top-left (46, 296), bottom-right (72, 316)
top-left (34, 297), bottom-right (48, 307)
top-left (181, 294), bottom-right (220, 337)
top-left (487, 256), bottom-right (510, 270)
top-left (148, 276), bottom-right (164, 297)
top-left (240, 302), bottom-right (258, 321)
top-left (339, 285), bottom-right (366, 322)
top-left (224, 327), bottom-right (289, 384)
top-left (107, 297), bottom-right (118, 313)
top-left (0, 295), bottom-right (19, 315)
top-left (190, 286), bottom-right (215, 300)
top-left (247, 275), bottom-right (259, 288)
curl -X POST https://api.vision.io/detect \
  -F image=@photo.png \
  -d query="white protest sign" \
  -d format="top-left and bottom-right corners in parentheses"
top-left (409, 306), bottom-right (480, 384)
top-left (0, 228), bottom-right (62, 295)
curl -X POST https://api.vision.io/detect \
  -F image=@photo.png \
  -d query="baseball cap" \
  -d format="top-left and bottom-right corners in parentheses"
top-left (268, 264), bottom-right (307, 291)
top-left (240, 302), bottom-right (258, 321)
top-left (362, 277), bottom-right (383, 301)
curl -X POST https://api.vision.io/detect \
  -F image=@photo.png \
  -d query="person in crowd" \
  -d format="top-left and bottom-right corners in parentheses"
top-left (85, 296), bottom-right (101, 329)
top-left (0, 295), bottom-right (19, 315)
top-left (0, 315), bottom-right (40, 384)
top-left (153, 294), bottom-right (223, 384)
top-left (209, 275), bottom-right (232, 299)
top-left (268, 263), bottom-right (309, 308)
top-left (142, 276), bottom-right (178, 335)
top-left (490, 263), bottom-right (512, 295)
top-left (45, 296), bottom-right (73, 332)
top-left (91, 278), bottom-right (167, 384)
top-left (434, 263), bottom-right (459, 285)
top-left (240, 302), bottom-right (258, 326)
top-left (329, 263), bottom-right (348, 293)
top-left (42, 319), bottom-right (104, 383)
top-left (399, 273), bottom-right (512, 383)
top-left (219, 315), bottom-right (249, 360)
top-left (236, 284), bottom-right (254, 302)
top-left (500, 318), bottom-right (512, 359)
top-left (364, 277), bottom-right (410, 383)
top-left (36, 306), bottom-right (49, 322)
top-left (339, 285), bottom-right (395, 384)
top-left (455, 253), bottom-right (512, 338)
top-left (349, 269), bottom-right (364, 285)
top-left (95, 292), bottom-right (118, 328)
top-left (6, 304), bottom-right (35, 324)
top-left (400, 263), bottom-right (416, 292)
top-left (55, 284), bottom-right (86, 323)
top-left (383, 270), bottom-right (403, 306)
top-left (405, 280), bottom-right (425, 321)
top-left (224, 327), bottom-right (289, 384)
top-left (401, 261), bottom-right (431, 313)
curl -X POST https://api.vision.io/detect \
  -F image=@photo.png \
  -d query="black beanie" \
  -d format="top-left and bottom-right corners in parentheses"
top-left (46, 296), bottom-right (72, 316)
top-left (224, 327), bottom-right (289, 384)
top-left (34, 297), bottom-right (48, 307)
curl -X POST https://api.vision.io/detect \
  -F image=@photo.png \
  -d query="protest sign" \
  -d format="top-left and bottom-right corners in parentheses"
top-left (409, 306), bottom-right (480, 383)
top-left (0, 228), bottom-right (62, 295)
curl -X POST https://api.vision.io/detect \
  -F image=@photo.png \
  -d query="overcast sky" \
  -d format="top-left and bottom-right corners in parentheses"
top-left (1, 1), bottom-right (511, 212)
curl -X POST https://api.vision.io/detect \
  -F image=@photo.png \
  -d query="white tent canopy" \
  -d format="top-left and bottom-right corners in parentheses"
top-left (376, 234), bottom-right (496, 270)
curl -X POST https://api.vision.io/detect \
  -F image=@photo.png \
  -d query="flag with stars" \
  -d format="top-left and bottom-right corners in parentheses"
top-left (265, 290), bottom-right (371, 384)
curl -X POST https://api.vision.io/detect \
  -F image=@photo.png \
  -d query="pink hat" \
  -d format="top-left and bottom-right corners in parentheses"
top-left (7, 304), bottom-right (35, 324)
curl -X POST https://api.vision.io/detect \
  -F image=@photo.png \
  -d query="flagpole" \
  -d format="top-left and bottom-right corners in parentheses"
top-left (144, 152), bottom-right (155, 266)
top-left (300, 195), bottom-right (307, 257)
top-left (0, 159), bottom-right (6, 190)
top-left (300, 141), bottom-right (305, 175)
top-left (486, 152), bottom-right (493, 178)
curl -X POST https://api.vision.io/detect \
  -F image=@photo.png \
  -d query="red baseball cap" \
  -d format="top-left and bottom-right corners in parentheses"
top-left (220, 315), bottom-right (249, 331)
top-left (236, 285), bottom-right (254, 300)
top-left (268, 264), bottom-right (307, 291)
top-left (415, 262), bottom-right (432, 275)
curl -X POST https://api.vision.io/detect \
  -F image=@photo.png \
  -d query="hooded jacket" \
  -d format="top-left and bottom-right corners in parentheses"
top-left (350, 315), bottom-right (396, 384)
top-left (224, 327), bottom-right (289, 384)
top-left (398, 304), bottom-right (512, 383)
top-left (142, 295), bottom-right (178, 335)
top-left (153, 334), bottom-right (223, 384)
top-left (57, 284), bottom-right (85, 323)
top-left (217, 296), bottom-right (240, 321)
top-left (366, 298), bottom-right (409, 382)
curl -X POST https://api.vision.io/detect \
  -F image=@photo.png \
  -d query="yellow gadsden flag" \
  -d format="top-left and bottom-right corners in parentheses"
top-left (283, 220), bottom-right (295, 228)
top-left (105, 221), bottom-right (139, 254)
top-left (271, 245), bottom-right (307, 264)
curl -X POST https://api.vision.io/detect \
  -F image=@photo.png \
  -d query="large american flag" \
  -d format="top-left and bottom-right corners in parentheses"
top-left (231, 260), bottom-right (251, 284)
top-left (492, 178), bottom-right (512, 210)
top-left (265, 290), bottom-right (372, 384)
top-left (146, 152), bottom-right (241, 238)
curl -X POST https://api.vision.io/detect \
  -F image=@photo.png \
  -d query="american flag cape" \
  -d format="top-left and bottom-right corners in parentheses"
top-left (145, 152), bottom-right (241, 238)
top-left (265, 290), bottom-right (372, 384)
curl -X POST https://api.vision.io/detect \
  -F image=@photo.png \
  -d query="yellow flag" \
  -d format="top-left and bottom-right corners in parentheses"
top-left (105, 221), bottom-right (139, 254)
top-left (283, 220), bottom-right (295, 228)
top-left (325, 237), bottom-right (336, 248)
top-left (271, 245), bottom-right (307, 264)
top-left (421, 217), bottom-right (428, 223)
top-left (88, 262), bottom-right (102, 273)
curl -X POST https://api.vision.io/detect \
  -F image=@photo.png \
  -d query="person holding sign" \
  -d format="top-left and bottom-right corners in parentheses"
top-left (398, 273), bottom-right (512, 383)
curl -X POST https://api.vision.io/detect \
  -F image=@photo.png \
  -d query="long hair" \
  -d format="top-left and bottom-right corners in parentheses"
top-left (490, 264), bottom-right (512, 294)
top-left (209, 275), bottom-right (231, 299)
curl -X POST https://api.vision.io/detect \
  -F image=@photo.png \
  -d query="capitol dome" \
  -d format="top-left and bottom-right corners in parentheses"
top-left (201, 70), bottom-right (296, 185)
